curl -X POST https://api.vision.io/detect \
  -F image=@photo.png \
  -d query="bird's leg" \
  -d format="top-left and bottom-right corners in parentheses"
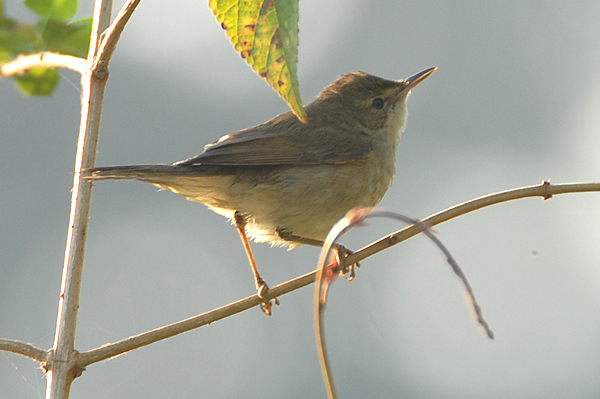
top-left (276, 230), bottom-right (360, 281)
top-left (234, 212), bottom-right (279, 315)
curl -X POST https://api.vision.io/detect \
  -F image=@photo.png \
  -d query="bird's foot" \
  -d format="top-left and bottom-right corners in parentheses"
top-left (256, 278), bottom-right (280, 316)
top-left (332, 244), bottom-right (360, 281)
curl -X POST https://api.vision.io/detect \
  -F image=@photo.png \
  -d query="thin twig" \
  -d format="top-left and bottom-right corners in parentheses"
top-left (93, 0), bottom-right (142, 72)
top-left (77, 270), bottom-right (316, 366)
top-left (338, 209), bottom-right (494, 338)
top-left (409, 220), bottom-right (494, 338)
top-left (314, 208), bottom-right (368, 399)
top-left (47, 0), bottom-right (145, 395)
top-left (313, 207), bottom-right (493, 399)
top-left (1, 182), bottom-right (596, 371)
top-left (72, 181), bottom-right (600, 369)
top-left (0, 339), bottom-right (48, 363)
top-left (344, 181), bottom-right (600, 266)
top-left (45, 1), bottom-right (114, 398)
top-left (0, 0), bottom-right (139, 78)
top-left (0, 52), bottom-right (86, 76)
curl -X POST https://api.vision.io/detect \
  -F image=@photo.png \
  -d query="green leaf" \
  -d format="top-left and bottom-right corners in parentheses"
top-left (14, 66), bottom-right (59, 95)
top-left (0, 15), bottom-right (37, 55)
top-left (0, 48), bottom-right (11, 62)
top-left (24, 0), bottom-right (78, 21)
top-left (58, 17), bottom-right (91, 57)
top-left (34, 17), bottom-right (90, 57)
top-left (0, 28), bottom-right (33, 54)
top-left (209, 0), bottom-right (306, 122)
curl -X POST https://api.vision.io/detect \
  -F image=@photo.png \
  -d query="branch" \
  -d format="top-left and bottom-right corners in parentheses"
top-left (345, 181), bottom-right (600, 265)
top-left (46, 0), bottom-right (115, 397)
top-left (0, 338), bottom-right (47, 363)
top-left (0, 52), bottom-right (86, 76)
top-left (0, 0), bottom-right (140, 78)
top-left (2, 181), bottom-right (595, 370)
top-left (0, 5), bottom-right (145, 396)
top-left (92, 0), bottom-right (142, 72)
top-left (77, 270), bottom-right (315, 367)
top-left (74, 181), bottom-right (600, 368)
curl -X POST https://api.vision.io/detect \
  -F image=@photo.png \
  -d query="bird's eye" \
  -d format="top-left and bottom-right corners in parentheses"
top-left (371, 97), bottom-right (385, 110)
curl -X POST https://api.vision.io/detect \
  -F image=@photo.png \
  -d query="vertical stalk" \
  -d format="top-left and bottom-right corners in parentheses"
top-left (45, 1), bottom-right (113, 398)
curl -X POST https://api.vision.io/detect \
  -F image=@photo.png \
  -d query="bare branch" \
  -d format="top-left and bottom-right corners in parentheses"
top-left (0, 0), bottom-right (141, 79)
top-left (0, 338), bottom-right (48, 363)
top-left (77, 270), bottom-right (315, 367)
top-left (345, 181), bottom-right (600, 265)
top-left (92, 0), bottom-right (142, 73)
top-left (313, 207), bottom-right (492, 399)
top-left (0, 52), bottom-right (86, 76)
top-left (74, 181), bottom-right (600, 369)
top-left (46, 0), bottom-right (115, 397)
top-left (334, 209), bottom-right (494, 338)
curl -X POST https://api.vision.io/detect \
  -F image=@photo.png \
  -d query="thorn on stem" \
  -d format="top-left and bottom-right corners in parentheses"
top-left (542, 180), bottom-right (553, 200)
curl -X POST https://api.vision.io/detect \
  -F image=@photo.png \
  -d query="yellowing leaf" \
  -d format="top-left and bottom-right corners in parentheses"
top-left (209, 0), bottom-right (306, 122)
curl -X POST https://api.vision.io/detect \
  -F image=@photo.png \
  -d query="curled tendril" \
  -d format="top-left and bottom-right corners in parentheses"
top-left (314, 206), bottom-right (493, 399)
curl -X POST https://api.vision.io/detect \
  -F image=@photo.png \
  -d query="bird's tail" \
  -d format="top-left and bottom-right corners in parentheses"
top-left (83, 164), bottom-right (205, 182)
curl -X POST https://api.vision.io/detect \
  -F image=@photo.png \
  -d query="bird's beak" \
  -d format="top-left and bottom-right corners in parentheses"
top-left (399, 66), bottom-right (437, 93)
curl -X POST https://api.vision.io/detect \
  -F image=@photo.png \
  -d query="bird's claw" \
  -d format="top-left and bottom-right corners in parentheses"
top-left (332, 244), bottom-right (360, 281)
top-left (256, 280), bottom-right (279, 316)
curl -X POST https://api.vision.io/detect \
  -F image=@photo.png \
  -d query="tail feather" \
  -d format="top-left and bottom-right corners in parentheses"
top-left (84, 164), bottom-right (207, 181)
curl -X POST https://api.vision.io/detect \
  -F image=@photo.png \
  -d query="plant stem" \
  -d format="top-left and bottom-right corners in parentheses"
top-left (74, 181), bottom-right (600, 368)
top-left (0, 53), bottom-right (86, 76)
top-left (45, 1), bottom-right (113, 398)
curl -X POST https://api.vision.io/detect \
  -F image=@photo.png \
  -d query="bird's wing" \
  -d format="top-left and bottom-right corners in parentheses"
top-left (175, 124), bottom-right (373, 166)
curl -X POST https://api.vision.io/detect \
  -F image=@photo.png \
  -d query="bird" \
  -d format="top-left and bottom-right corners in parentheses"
top-left (84, 67), bottom-right (437, 315)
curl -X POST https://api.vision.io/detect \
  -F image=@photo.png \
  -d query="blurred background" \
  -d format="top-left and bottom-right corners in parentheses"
top-left (2, 1), bottom-right (600, 398)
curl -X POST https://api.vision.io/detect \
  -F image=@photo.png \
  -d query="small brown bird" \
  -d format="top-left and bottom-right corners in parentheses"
top-left (85, 67), bottom-right (436, 314)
